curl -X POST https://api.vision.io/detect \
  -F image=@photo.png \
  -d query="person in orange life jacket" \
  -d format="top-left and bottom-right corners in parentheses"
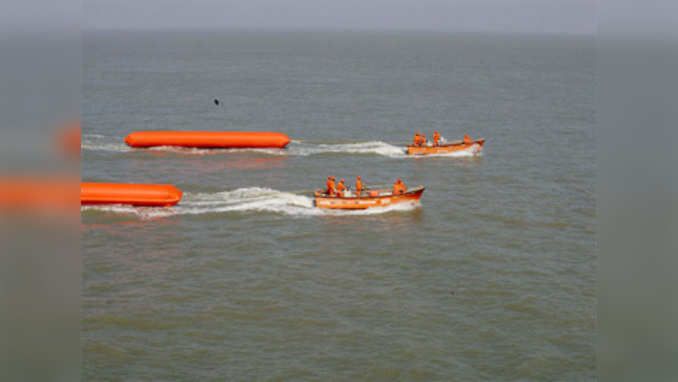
top-left (418, 132), bottom-right (427, 146)
top-left (393, 178), bottom-right (407, 195)
top-left (413, 132), bottom-right (421, 146)
top-left (432, 130), bottom-right (441, 147)
top-left (326, 175), bottom-right (336, 196)
top-left (336, 179), bottom-right (347, 197)
top-left (355, 176), bottom-right (363, 197)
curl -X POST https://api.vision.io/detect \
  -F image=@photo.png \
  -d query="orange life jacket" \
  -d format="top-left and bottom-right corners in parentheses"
top-left (336, 182), bottom-right (346, 197)
top-left (393, 181), bottom-right (402, 195)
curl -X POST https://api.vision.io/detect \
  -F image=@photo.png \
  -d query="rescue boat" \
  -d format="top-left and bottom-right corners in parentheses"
top-left (407, 138), bottom-right (485, 156)
top-left (125, 131), bottom-right (291, 149)
top-left (314, 186), bottom-right (425, 210)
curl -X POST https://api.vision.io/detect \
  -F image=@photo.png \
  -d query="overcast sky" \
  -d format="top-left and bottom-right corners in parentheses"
top-left (84, 0), bottom-right (596, 35)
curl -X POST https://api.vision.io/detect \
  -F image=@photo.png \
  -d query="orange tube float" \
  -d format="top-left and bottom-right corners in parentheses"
top-left (81, 183), bottom-right (182, 207)
top-left (124, 131), bottom-right (291, 148)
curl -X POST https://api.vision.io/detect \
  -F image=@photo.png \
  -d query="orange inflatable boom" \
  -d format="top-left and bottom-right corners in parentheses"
top-left (81, 183), bottom-right (182, 207)
top-left (124, 131), bottom-right (291, 148)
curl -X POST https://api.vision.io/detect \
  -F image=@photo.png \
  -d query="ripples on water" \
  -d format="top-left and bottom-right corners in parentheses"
top-left (83, 31), bottom-right (595, 380)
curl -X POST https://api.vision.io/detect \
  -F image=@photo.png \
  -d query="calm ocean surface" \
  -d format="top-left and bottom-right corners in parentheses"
top-left (82, 30), bottom-right (595, 380)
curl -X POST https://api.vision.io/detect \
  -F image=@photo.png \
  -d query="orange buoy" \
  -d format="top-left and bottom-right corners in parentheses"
top-left (124, 131), bottom-right (291, 148)
top-left (81, 183), bottom-right (182, 207)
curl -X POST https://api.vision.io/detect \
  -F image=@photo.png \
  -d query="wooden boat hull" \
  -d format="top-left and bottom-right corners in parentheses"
top-left (314, 186), bottom-right (424, 210)
top-left (407, 138), bottom-right (484, 155)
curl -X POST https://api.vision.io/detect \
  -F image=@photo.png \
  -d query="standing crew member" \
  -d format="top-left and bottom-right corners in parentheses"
top-left (336, 179), bottom-right (347, 197)
top-left (413, 132), bottom-right (420, 146)
top-left (326, 176), bottom-right (336, 196)
top-left (432, 130), bottom-right (441, 147)
top-left (355, 176), bottom-right (363, 197)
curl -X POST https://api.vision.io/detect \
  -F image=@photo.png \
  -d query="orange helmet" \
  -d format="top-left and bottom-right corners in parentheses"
top-left (357, 175), bottom-right (361, 179)
top-left (340, 179), bottom-right (345, 183)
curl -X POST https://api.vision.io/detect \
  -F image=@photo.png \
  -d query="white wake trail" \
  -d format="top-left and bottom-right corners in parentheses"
top-left (289, 141), bottom-right (408, 158)
top-left (81, 134), bottom-right (131, 153)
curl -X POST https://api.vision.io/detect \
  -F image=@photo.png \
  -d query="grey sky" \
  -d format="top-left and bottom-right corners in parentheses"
top-left (84, 0), bottom-right (595, 35)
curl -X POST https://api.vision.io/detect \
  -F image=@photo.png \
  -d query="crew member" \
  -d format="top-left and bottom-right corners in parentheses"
top-left (432, 130), bottom-right (441, 147)
top-left (463, 133), bottom-right (473, 144)
top-left (393, 178), bottom-right (407, 195)
top-left (419, 132), bottom-right (426, 146)
top-left (326, 176), bottom-right (335, 196)
top-left (336, 179), bottom-right (347, 197)
top-left (413, 132), bottom-right (421, 146)
top-left (355, 176), bottom-right (363, 197)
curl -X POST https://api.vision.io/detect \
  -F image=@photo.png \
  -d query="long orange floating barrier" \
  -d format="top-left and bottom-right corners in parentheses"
top-left (81, 183), bottom-right (182, 207)
top-left (124, 131), bottom-right (291, 148)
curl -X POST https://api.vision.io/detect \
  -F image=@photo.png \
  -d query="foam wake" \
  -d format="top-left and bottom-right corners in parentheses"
top-left (81, 187), bottom-right (420, 219)
top-left (81, 134), bottom-right (131, 153)
top-left (288, 141), bottom-right (407, 158)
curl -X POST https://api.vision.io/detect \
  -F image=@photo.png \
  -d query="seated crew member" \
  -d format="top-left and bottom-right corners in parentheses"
top-left (463, 133), bottom-right (473, 144)
top-left (433, 130), bottom-right (441, 147)
top-left (355, 176), bottom-right (363, 197)
top-left (393, 178), bottom-right (405, 195)
top-left (336, 179), bottom-right (347, 197)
